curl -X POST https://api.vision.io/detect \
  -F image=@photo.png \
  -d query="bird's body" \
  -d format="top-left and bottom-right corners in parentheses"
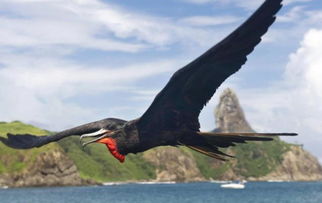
top-left (0, 0), bottom-right (297, 163)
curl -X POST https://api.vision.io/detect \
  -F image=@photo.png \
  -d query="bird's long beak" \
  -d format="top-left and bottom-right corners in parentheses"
top-left (82, 134), bottom-right (106, 147)
top-left (80, 129), bottom-right (111, 140)
top-left (81, 131), bottom-right (115, 147)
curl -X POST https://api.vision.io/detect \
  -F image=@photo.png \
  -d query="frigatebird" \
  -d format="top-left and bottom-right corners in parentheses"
top-left (0, 0), bottom-right (296, 163)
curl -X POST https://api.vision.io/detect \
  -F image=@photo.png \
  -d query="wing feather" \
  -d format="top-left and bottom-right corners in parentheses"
top-left (139, 0), bottom-right (283, 131)
top-left (0, 118), bottom-right (126, 149)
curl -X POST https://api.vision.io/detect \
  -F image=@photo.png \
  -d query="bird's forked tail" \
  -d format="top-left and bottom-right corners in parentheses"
top-left (179, 132), bottom-right (297, 161)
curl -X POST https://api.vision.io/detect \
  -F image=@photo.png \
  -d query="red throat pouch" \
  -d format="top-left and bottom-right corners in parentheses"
top-left (97, 138), bottom-right (125, 163)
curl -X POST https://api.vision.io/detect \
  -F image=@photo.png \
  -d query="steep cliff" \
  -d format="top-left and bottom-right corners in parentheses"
top-left (143, 146), bottom-right (205, 182)
top-left (0, 121), bottom-right (91, 187)
top-left (254, 145), bottom-right (322, 181)
top-left (0, 148), bottom-right (92, 187)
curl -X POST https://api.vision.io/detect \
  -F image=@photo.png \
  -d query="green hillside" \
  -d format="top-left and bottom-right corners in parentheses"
top-left (0, 121), bottom-right (293, 183)
top-left (0, 121), bottom-right (57, 174)
top-left (58, 137), bottom-right (155, 182)
top-left (232, 140), bottom-right (291, 177)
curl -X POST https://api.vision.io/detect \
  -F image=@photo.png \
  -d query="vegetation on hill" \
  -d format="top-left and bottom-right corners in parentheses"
top-left (232, 140), bottom-right (291, 177)
top-left (0, 121), bottom-right (56, 174)
top-left (58, 136), bottom-right (155, 182)
top-left (182, 139), bottom-right (292, 179)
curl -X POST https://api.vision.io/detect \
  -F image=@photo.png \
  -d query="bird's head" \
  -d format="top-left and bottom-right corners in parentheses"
top-left (81, 120), bottom-right (140, 163)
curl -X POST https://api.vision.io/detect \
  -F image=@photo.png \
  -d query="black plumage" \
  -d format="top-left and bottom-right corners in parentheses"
top-left (0, 0), bottom-right (297, 162)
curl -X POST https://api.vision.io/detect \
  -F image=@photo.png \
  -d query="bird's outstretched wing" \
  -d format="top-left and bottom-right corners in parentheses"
top-left (0, 118), bottom-right (126, 149)
top-left (138, 0), bottom-right (283, 131)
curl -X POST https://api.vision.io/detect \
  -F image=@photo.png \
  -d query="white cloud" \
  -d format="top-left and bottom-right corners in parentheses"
top-left (0, 49), bottom-right (178, 129)
top-left (0, 0), bottom-right (236, 54)
top-left (0, 1), bottom-right (148, 52)
top-left (179, 15), bottom-right (240, 26)
top-left (233, 29), bottom-right (322, 161)
top-left (259, 6), bottom-right (322, 44)
top-left (277, 6), bottom-right (305, 22)
top-left (284, 0), bottom-right (312, 5)
top-left (129, 89), bottom-right (160, 101)
top-left (180, 0), bottom-right (312, 10)
top-left (0, 1), bottom-right (169, 52)
top-left (179, 0), bottom-right (263, 9)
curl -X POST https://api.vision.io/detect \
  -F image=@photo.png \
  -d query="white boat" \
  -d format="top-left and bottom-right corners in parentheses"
top-left (220, 181), bottom-right (245, 189)
top-left (267, 180), bottom-right (285, 182)
top-left (102, 182), bottom-right (127, 186)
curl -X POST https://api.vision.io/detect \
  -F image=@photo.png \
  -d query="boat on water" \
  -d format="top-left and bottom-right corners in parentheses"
top-left (220, 181), bottom-right (245, 189)
top-left (267, 180), bottom-right (286, 182)
top-left (102, 182), bottom-right (128, 186)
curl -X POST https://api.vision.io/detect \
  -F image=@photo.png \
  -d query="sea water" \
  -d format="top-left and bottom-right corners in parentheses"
top-left (0, 182), bottom-right (321, 203)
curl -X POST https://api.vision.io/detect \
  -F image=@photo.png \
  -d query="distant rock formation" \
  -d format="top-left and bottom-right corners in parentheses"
top-left (214, 88), bottom-right (253, 132)
top-left (212, 88), bottom-right (322, 181)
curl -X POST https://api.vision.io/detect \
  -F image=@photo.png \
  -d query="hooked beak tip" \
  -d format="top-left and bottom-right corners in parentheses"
top-left (80, 132), bottom-right (115, 148)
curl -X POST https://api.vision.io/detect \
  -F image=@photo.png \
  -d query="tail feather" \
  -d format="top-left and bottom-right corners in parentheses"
top-left (178, 140), bottom-right (233, 161)
top-left (199, 132), bottom-right (298, 137)
top-left (180, 131), bottom-right (297, 161)
top-left (182, 144), bottom-right (229, 161)
top-left (199, 132), bottom-right (297, 148)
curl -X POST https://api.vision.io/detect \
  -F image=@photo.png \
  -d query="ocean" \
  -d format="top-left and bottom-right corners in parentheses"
top-left (0, 182), bottom-right (321, 203)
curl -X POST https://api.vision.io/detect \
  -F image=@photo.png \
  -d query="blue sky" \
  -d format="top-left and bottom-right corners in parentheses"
top-left (1, 0), bottom-right (322, 162)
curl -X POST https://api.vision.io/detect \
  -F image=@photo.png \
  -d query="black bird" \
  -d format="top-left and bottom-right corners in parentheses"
top-left (0, 0), bottom-right (296, 163)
